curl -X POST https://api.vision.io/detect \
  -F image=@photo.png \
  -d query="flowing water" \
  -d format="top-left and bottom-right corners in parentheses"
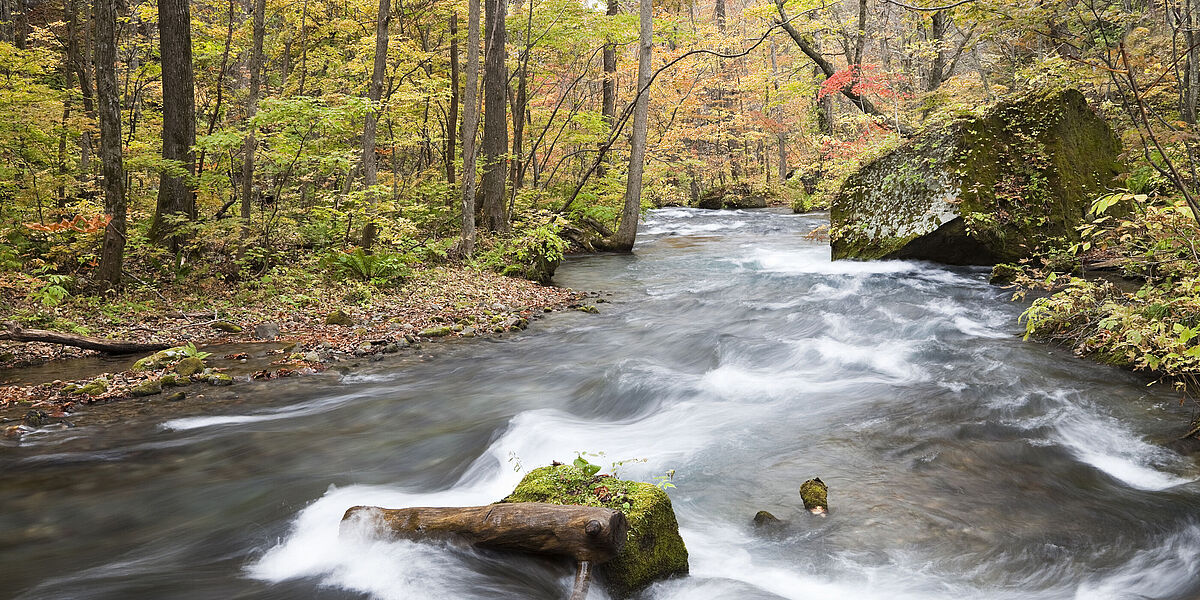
top-left (4, 207), bottom-right (1200, 600)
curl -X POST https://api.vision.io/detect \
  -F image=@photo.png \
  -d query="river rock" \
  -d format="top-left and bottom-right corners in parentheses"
top-left (502, 464), bottom-right (688, 598)
top-left (131, 378), bottom-right (163, 397)
top-left (175, 357), bottom-right (205, 377)
top-left (694, 182), bottom-right (770, 210)
top-left (831, 88), bottom-right (1121, 264)
top-left (799, 478), bottom-right (828, 515)
top-left (23, 409), bottom-right (49, 427)
top-left (253, 323), bottom-right (281, 339)
top-left (325, 310), bottom-right (354, 326)
top-left (419, 325), bottom-right (452, 338)
top-left (211, 321), bottom-right (243, 333)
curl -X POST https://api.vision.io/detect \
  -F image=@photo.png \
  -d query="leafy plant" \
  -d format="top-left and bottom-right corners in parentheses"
top-left (321, 247), bottom-right (413, 285)
top-left (27, 272), bottom-right (72, 307)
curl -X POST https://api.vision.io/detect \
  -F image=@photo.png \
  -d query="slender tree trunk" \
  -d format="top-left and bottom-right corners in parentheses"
top-left (360, 0), bottom-right (391, 249)
top-left (13, 0), bottom-right (25, 49)
top-left (241, 0), bottom-right (265, 223)
top-left (459, 0), bottom-right (481, 255)
top-left (1186, 0), bottom-right (1200, 123)
top-left (924, 11), bottom-right (948, 92)
top-left (447, 13), bottom-right (459, 185)
top-left (67, 0), bottom-right (95, 180)
top-left (770, 41), bottom-right (787, 182)
top-left (197, 0), bottom-right (235, 189)
top-left (150, 0), bottom-right (198, 250)
top-left (714, 0), bottom-right (725, 32)
top-left (610, 0), bottom-right (651, 252)
top-left (598, 0), bottom-right (617, 178)
top-left (94, 0), bottom-right (125, 288)
top-left (480, 0), bottom-right (509, 232)
top-left (509, 0), bottom-right (533, 201)
top-left (0, 0), bottom-right (11, 44)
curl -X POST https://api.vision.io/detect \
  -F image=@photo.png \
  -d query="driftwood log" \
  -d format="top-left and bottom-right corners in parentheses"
top-left (0, 322), bottom-right (172, 354)
top-left (341, 503), bottom-right (629, 563)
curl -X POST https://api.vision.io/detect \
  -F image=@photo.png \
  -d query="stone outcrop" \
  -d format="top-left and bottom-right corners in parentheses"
top-left (831, 88), bottom-right (1122, 264)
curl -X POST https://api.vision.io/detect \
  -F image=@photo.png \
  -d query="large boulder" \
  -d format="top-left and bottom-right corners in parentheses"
top-left (502, 464), bottom-right (688, 598)
top-left (831, 88), bottom-right (1122, 264)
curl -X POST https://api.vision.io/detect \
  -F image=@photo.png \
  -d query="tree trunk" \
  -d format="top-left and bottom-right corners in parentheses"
top-left (1186, 0), bottom-right (1200, 124)
top-left (459, 0), bottom-right (481, 255)
top-left (0, 323), bottom-right (171, 354)
top-left (66, 0), bottom-right (95, 181)
top-left (509, 0), bottom-right (533, 201)
top-left (342, 503), bottom-right (629, 564)
top-left (359, 0), bottom-right (391, 249)
top-left (770, 41), bottom-right (787, 181)
top-left (241, 0), bottom-right (265, 224)
top-left (94, 0), bottom-right (125, 288)
top-left (0, 0), bottom-right (11, 44)
top-left (447, 13), bottom-right (459, 185)
top-left (480, 0), bottom-right (509, 232)
top-left (924, 11), bottom-right (948, 92)
top-left (598, 0), bottom-right (618, 178)
top-left (610, 0), bottom-right (652, 252)
top-left (150, 0), bottom-right (198, 250)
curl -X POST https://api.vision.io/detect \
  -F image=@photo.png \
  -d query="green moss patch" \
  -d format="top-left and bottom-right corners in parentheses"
top-left (501, 464), bottom-right (688, 597)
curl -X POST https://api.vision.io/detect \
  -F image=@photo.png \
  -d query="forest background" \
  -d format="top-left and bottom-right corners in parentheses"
top-left (5, 0), bottom-right (1200, 385)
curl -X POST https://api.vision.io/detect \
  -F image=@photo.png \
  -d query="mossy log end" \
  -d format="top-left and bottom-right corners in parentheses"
top-left (340, 503), bottom-right (629, 564)
top-left (0, 322), bottom-right (172, 354)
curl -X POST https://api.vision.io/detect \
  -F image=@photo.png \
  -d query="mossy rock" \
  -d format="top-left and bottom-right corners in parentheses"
top-left (132, 350), bottom-right (171, 372)
top-left (131, 378), bottom-right (163, 397)
top-left (325, 310), bottom-right (354, 326)
top-left (831, 88), bottom-right (1122, 265)
top-left (211, 321), bottom-right (243, 333)
top-left (159, 374), bottom-right (182, 387)
top-left (799, 478), bottom-right (828, 514)
top-left (501, 465), bottom-right (688, 597)
top-left (60, 383), bottom-right (79, 395)
top-left (693, 183), bottom-right (770, 210)
top-left (419, 325), bottom-right (453, 338)
top-left (175, 356), bottom-right (205, 377)
top-left (989, 263), bottom-right (1021, 285)
top-left (75, 378), bottom-right (108, 396)
top-left (206, 372), bottom-right (233, 386)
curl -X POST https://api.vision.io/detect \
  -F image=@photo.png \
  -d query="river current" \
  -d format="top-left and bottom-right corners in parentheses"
top-left (4, 208), bottom-right (1200, 599)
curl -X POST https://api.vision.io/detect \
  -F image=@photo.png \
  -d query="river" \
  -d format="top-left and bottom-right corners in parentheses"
top-left (3, 207), bottom-right (1199, 599)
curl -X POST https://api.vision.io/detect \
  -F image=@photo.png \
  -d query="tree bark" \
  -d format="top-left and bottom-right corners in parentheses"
top-left (342, 503), bottom-right (629, 564)
top-left (94, 0), bottom-right (125, 288)
top-left (1186, 0), bottom-right (1200, 123)
top-left (150, 0), bottom-right (198, 250)
top-left (241, 0), bottom-right (266, 225)
top-left (480, 0), bottom-right (509, 232)
top-left (770, 41), bottom-right (787, 181)
top-left (459, 0), bottom-right (481, 255)
top-left (598, 0), bottom-right (618, 178)
top-left (447, 13), bottom-right (459, 185)
top-left (359, 0), bottom-right (391, 249)
top-left (609, 0), bottom-right (652, 252)
top-left (0, 323), bottom-right (172, 354)
top-left (66, 0), bottom-right (95, 181)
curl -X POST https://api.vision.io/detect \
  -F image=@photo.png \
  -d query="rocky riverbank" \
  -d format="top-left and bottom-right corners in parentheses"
top-left (0, 266), bottom-right (598, 438)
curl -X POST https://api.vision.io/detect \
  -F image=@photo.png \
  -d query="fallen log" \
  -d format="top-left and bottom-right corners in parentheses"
top-left (1, 322), bottom-right (172, 354)
top-left (341, 502), bottom-right (629, 564)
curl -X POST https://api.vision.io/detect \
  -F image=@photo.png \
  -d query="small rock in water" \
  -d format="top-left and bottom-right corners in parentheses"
top-left (22, 410), bottom-right (49, 428)
top-left (131, 378), bottom-right (163, 397)
top-left (461, 326), bottom-right (476, 338)
top-left (302, 351), bottom-right (321, 362)
top-left (253, 323), bottom-right (281, 339)
top-left (799, 478), bottom-right (829, 516)
top-left (164, 391), bottom-right (186, 402)
top-left (752, 510), bottom-right (784, 528)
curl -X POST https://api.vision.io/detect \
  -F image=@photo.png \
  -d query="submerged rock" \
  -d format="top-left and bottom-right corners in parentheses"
top-left (752, 510), bottom-right (785, 530)
top-left (502, 464), bottom-right (689, 598)
top-left (831, 89), bottom-right (1121, 264)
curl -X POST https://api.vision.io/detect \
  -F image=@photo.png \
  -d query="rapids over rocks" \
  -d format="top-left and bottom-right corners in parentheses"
top-left (3, 208), bottom-right (1200, 599)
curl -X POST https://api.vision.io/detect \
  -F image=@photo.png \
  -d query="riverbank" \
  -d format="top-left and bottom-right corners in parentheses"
top-left (0, 265), bottom-right (594, 437)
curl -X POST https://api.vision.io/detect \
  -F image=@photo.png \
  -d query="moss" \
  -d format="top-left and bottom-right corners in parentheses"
top-left (75, 378), bottom-right (108, 396)
top-left (130, 378), bottom-right (163, 397)
top-left (419, 325), bottom-right (453, 337)
top-left (211, 321), bottom-right (243, 333)
top-left (831, 89), bottom-right (1121, 264)
top-left (990, 263), bottom-right (1021, 285)
top-left (799, 478), bottom-right (828, 512)
top-left (502, 465), bottom-right (688, 598)
top-left (325, 310), bottom-right (354, 326)
top-left (205, 372), bottom-right (233, 386)
top-left (174, 357), bottom-right (205, 377)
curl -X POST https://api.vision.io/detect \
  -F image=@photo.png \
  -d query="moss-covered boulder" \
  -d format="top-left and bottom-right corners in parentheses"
top-left (694, 183), bottom-right (770, 210)
top-left (502, 464), bottom-right (688, 597)
top-left (799, 478), bottom-right (828, 515)
top-left (325, 310), bottom-right (354, 326)
top-left (130, 378), bottom-right (163, 397)
top-left (831, 88), bottom-right (1121, 264)
top-left (174, 356), bottom-right (205, 377)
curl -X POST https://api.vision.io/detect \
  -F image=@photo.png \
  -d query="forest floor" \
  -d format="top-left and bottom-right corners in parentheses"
top-left (0, 267), bottom-right (597, 438)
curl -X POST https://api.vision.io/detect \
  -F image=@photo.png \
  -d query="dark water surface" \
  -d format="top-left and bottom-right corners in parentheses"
top-left (3, 208), bottom-right (1199, 599)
